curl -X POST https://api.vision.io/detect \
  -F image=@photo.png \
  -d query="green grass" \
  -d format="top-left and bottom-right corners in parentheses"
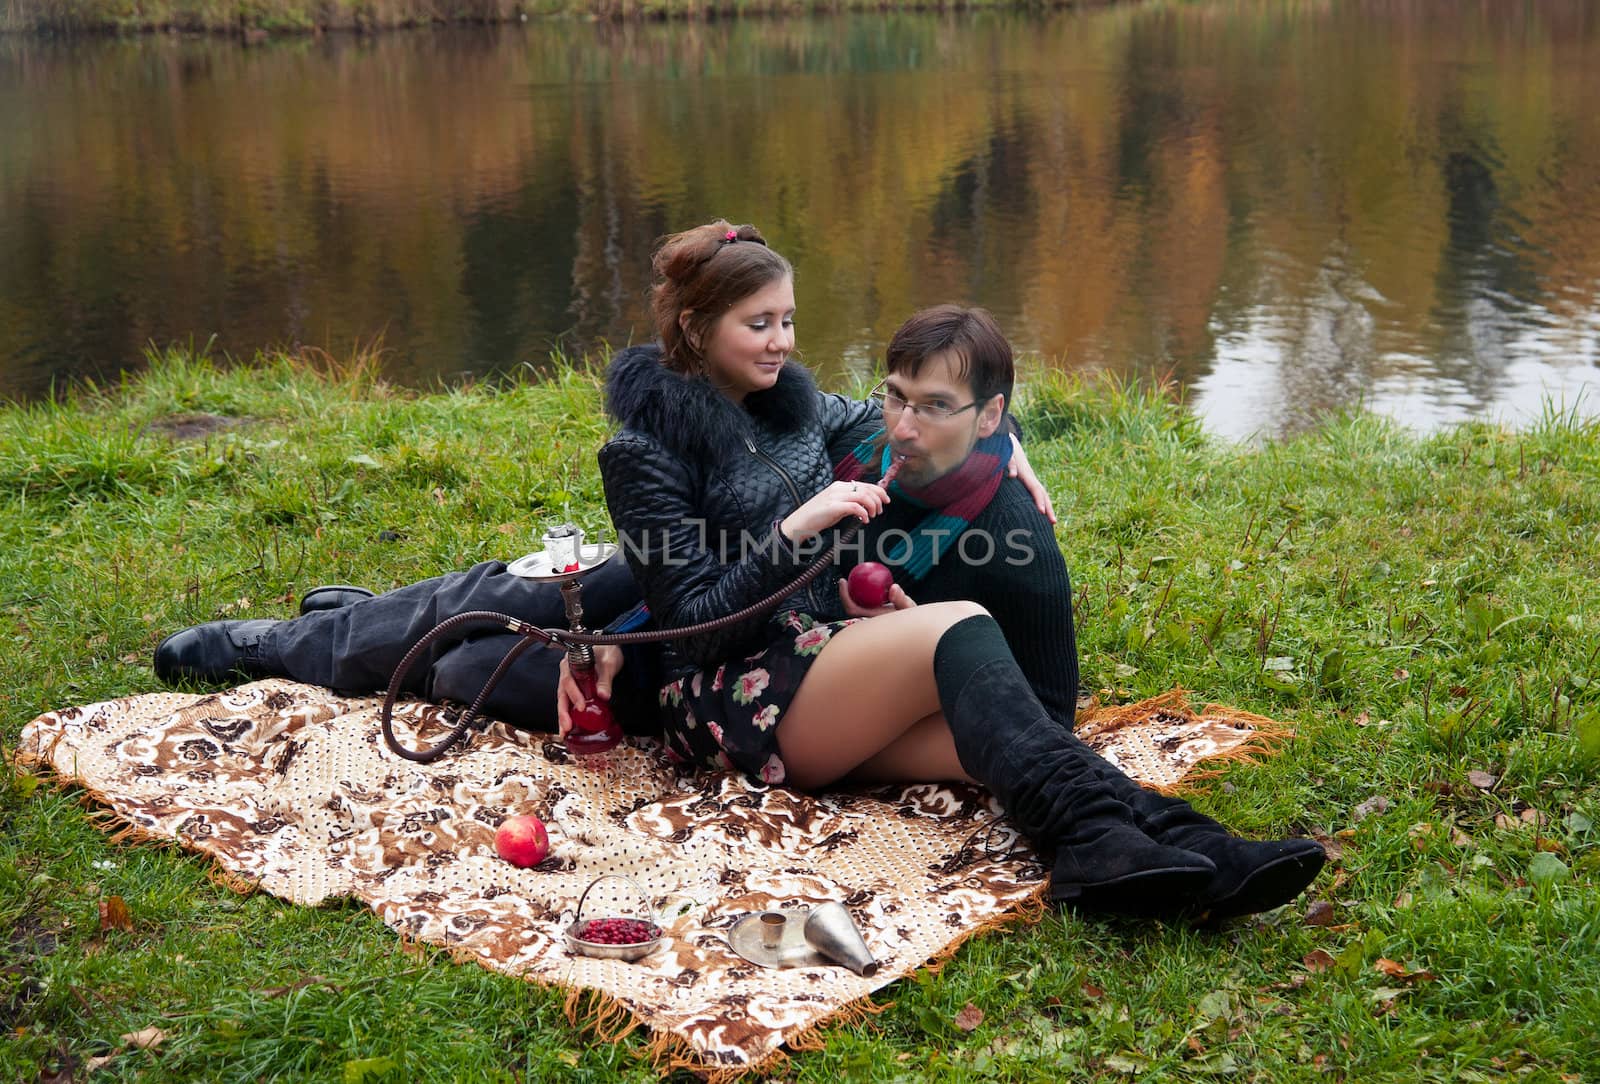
top-left (3, 347), bottom-right (1598, 1081)
top-left (1, 0), bottom-right (1069, 34)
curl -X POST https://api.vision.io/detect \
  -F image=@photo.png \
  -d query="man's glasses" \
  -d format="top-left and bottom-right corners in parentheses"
top-left (869, 383), bottom-right (990, 423)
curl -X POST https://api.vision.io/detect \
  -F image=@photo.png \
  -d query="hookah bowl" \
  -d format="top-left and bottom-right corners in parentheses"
top-left (508, 524), bottom-right (623, 756)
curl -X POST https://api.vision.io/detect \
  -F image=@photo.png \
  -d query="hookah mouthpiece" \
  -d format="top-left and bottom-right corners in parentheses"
top-left (880, 454), bottom-right (906, 488)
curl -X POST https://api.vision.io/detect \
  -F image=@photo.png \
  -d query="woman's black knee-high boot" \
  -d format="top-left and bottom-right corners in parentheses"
top-left (1092, 780), bottom-right (1327, 922)
top-left (934, 616), bottom-right (1215, 917)
top-left (1035, 711), bottom-right (1328, 921)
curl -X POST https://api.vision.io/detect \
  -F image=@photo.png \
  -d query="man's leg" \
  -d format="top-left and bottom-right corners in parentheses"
top-left (155, 555), bottom-right (641, 690)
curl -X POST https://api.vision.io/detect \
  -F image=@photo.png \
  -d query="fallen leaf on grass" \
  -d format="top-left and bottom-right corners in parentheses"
top-left (257, 976), bottom-right (337, 998)
top-left (953, 1003), bottom-right (984, 1032)
top-left (99, 896), bottom-right (132, 933)
top-left (1082, 982), bottom-right (1105, 999)
top-left (1103, 1051), bottom-right (1152, 1074)
top-left (1310, 832), bottom-right (1344, 862)
top-left (1496, 808), bottom-right (1548, 831)
top-left (1528, 852), bottom-right (1571, 888)
top-left (1352, 796), bottom-right (1390, 822)
top-left (122, 1026), bottom-right (168, 1050)
top-left (1303, 950), bottom-right (1336, 972)
top-left (1373, 958), bottom-right (1436, 984)
top-left (1468, 770), bottom-right (1496, 790)
top-left (1186, 1051), bottom-right (1239, 1074)
top-left (1369, 987), bottom-right (1407, 1008)
top-left (1304, 901), bottom-right (1336, 926)
top-left (86, 1053), bottom-right (120, 1071)
top-left (344, 1055), bottom-right (398, 1083)
top-left (37, 1051), bottom-right (80, 1084)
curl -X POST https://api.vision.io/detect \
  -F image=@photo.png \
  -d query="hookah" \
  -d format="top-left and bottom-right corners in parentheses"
top-left (380, 458), bottom-right (904, 764)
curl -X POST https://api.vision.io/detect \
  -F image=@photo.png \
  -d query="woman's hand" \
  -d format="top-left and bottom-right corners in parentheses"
top-left (779, 479), bottom-right (889, 543)
top-left (1008, 433), bottom-right (1057, 524)
top-left (837, 577), bottom-right (917, 618)
top-left (556, 646), bottom-right (624, 739)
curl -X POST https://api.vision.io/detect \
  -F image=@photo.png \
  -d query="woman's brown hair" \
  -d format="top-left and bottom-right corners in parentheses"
top-left (650, 221), bottom-right (794, 376)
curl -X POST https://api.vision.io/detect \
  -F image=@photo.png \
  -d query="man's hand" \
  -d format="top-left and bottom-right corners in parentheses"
top-left (838, 577), bottom-right (916, 618)
top-left (556, 645), bottom-right (624, 738)
top-left (1008, 433), bottom-right (1057, 524)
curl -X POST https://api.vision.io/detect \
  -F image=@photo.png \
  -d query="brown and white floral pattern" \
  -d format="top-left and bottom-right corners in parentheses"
top-left (18, 680), bottom-right (1280, 1072)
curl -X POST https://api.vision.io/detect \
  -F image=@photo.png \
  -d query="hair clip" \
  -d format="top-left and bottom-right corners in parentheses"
top-left (722, 230), bottom-right (738, 243)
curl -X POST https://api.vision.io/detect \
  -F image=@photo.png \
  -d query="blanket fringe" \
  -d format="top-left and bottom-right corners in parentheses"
top-left (207, 866), bottom-right (262, 896)
top-left (1076, 687), bottom-right (1294, 795)
top-left (564, 986), bottom-right (643, 1043)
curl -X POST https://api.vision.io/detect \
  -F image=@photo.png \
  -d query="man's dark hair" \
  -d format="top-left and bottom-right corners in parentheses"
top-left (884, 305), bottom-right (1014, 409)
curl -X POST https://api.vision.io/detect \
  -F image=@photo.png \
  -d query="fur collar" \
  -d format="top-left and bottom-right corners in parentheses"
top-left (604, 344), bottom-right (820, 464)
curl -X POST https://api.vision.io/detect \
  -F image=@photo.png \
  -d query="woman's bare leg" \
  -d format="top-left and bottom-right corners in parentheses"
top-left (846, 714), bottom-right (971, 784)
top-left (777, 600), bottom-right (985, 788)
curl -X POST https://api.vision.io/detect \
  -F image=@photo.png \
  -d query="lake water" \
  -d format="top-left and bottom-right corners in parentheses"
top-left (3, 3), bottom-right (1598, 437)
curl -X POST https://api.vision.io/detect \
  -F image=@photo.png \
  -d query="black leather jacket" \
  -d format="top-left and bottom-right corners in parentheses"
top-left (598, 345), bottom-right (879, 678)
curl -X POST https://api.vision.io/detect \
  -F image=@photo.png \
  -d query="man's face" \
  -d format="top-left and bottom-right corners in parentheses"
top-left (882, 349), bottom-right (1006, 488)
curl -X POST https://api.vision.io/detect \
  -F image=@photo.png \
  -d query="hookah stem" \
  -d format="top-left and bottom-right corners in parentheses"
top-left (381, 458), bottom-right (902, 761)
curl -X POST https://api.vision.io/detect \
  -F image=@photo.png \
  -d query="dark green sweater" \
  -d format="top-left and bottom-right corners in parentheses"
top-left (856, 475), bottom-right (1081, 724)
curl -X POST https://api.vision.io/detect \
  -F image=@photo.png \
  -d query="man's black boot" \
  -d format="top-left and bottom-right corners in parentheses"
top-left (934, 615), bottom-right (1215, 918)
top-left (1112, 788), bottom-right (1326, 922)
top-left (154, 620), bottom-right (285, 685)
top-left (298, 585), bottom-right (375, 615)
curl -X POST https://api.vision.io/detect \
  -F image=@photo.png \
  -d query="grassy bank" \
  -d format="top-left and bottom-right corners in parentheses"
top-left (1, 0), bottom-right (1055, 34)
top-left (2, 347), bottom-right (1598, 1080)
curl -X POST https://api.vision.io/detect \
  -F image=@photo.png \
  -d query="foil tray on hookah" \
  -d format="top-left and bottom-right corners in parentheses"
top-left (506, 543), bottom-right (617, 582)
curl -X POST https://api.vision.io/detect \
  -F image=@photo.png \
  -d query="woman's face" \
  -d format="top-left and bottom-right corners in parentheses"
top-left (695, 275), bottom-right (796, 401)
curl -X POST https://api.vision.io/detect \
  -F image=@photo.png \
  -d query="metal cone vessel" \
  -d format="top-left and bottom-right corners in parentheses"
top-left (802, 902), bottom-right (879, 977)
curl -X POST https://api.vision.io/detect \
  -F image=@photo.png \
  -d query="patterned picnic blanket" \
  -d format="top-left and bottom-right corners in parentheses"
top-left (16, 681), bottom-right (1284, 1075)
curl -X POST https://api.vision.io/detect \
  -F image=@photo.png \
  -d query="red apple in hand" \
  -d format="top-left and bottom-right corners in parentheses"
top-left (847, 561), bottom-right (895, 609)
top-left (495, 814), bottom-right (549, 868)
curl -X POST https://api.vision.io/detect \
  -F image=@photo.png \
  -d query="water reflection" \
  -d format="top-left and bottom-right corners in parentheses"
top-left (1, 4), bottom-right (1597, 436)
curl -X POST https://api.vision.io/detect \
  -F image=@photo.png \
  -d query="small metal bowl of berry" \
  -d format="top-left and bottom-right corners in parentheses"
top-left (564, 875), bottom-right (664, 962)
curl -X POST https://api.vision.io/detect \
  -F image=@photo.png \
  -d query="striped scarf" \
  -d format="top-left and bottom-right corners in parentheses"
top-left (832, 428), bottom-right (1012, 581)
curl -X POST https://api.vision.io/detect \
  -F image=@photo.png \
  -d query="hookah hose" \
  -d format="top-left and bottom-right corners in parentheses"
top-left (382, 463), bottom-right (901, 762)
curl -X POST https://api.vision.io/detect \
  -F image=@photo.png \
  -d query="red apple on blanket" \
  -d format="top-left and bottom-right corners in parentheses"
top-left (495, 814), bottom-right (549, 868)
top-left (847, 561), bottom-right (895, 609)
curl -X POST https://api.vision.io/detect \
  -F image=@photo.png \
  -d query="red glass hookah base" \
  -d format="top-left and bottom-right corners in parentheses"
top-left (567, 665), bottom-right (622, 753)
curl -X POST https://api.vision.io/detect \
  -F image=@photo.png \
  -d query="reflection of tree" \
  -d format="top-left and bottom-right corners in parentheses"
top-left (2, 5), bottom-right (1598, 421)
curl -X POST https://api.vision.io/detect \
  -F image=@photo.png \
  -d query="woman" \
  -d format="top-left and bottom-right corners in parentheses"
top-left (592, 220), bottom-right (1323, 919)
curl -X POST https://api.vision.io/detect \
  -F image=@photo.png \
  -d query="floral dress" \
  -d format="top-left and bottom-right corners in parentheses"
top-left (657, 611), bottom-right (859, 785)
